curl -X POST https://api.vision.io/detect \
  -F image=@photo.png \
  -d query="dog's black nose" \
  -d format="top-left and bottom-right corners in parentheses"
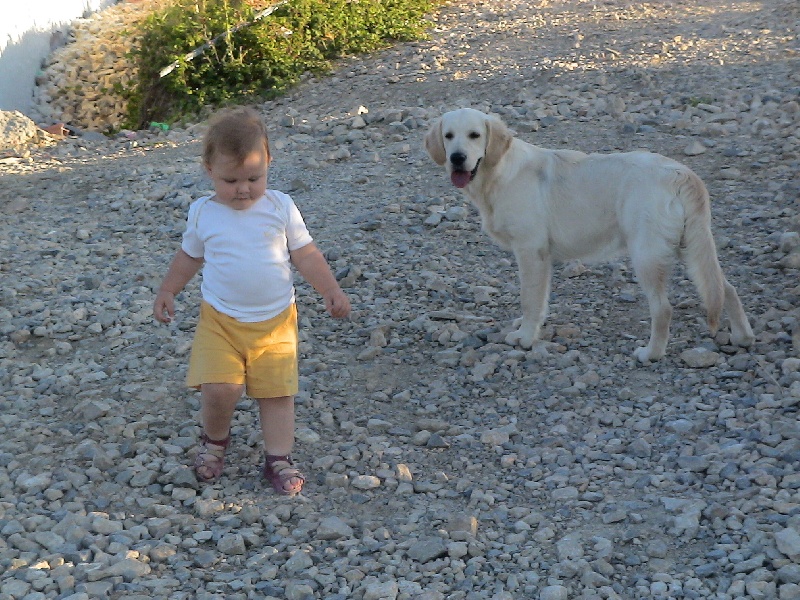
top-left (450, 152), bottom-right (467, 167)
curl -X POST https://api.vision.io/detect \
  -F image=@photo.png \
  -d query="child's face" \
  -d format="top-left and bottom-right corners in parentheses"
top-left (205, 148), bottom-right (269, 210)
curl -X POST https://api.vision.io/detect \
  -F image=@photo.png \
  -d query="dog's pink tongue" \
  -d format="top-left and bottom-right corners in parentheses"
top-left (451, 171), bottom-right (471, 188)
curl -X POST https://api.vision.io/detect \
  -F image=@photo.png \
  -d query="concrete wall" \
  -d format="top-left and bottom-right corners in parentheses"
top-left (0, 0), bottom-right (116, 115)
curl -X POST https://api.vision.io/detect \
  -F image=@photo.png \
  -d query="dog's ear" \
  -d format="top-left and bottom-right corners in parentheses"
top-left (483, 115), bottom-right (513, 168)
top-left (424, 118), bottom-right (447, 165)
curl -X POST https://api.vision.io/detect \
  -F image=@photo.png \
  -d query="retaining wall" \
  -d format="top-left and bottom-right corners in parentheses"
top-left (0, 0), bottom-right (116, 114)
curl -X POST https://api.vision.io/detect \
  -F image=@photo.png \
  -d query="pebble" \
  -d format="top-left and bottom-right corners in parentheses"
top-left (683, 140), bottom-right (707, 156)
top-left (1, 0), bottom-right (799, 598)
top-left (776, 528), bottom-right (800, 562)
top-left (680, 347), bottom-right (721, 367)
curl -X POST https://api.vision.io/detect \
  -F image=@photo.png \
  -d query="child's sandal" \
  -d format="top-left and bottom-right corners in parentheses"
top-left (263, 454), bottom-right (305, 496)
top-left (194, 432), bottom-right (231, 483)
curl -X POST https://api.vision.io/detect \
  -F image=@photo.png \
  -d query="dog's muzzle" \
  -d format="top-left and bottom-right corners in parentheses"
top-left (450, 156), bottom-right (481, 189)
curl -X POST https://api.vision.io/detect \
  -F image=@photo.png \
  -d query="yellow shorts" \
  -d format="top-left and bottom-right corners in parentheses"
top-left (186, 302), bottom-right (299, 398)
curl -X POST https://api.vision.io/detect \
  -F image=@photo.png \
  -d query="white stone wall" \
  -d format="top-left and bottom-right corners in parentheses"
top-left (0, 0), bottom-right (116, 114)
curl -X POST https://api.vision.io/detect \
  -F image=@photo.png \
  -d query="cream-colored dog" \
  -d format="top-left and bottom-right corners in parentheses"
top-left (424, 108), bottom-right (754, 361)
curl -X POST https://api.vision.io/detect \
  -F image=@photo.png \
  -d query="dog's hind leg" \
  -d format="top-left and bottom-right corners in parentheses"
top-left (723, 278), bottom-right (755, 347)
top-left (630, 250), bottom-right (674, 363)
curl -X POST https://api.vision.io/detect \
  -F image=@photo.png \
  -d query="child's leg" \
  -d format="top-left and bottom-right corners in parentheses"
top-left (258, 395), bottom-right (304, 495)
top-left (201, 383), bottom-right (244, 439)
top-left (194, 383), bottom-right (243, 482)
top-left (257, 395), bottom-right (295, 454)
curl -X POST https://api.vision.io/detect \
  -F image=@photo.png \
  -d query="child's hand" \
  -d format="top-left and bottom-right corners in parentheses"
top-left (153, 290), bottom-right (175, 323)
top-left (325, 289), bottom-right (351, 319)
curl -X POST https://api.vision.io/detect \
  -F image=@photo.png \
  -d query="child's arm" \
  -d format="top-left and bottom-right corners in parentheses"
top-left (153, 249), bottom-right (204, 323)
top-left (290, 242), bottom-right (351, 319)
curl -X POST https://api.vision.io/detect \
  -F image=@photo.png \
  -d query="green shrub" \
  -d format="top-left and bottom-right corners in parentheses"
top-left (127, 0), bottom-right (441, 128)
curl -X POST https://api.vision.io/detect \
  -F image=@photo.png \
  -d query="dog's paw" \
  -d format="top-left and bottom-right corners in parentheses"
top-left (730, 330), bottom-right (755, 348)
top-left (505, 328), bottom-right (538, 349)
top-left (633, 345), bottom-right (664, 363)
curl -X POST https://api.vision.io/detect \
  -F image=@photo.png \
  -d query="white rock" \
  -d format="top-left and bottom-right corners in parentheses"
top-left (776, 527), bottom-right (800, 561)
top-left (680, 347), bottom-right (720, 368)
top-left (540, 585), bottom-right (569, 600)
top-left (351, 475), bottom-right (381, 490)
top-left (683, 140), bottom-right (707, 155)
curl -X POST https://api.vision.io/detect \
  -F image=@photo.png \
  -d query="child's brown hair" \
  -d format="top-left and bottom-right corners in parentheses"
top-left (203, 106), bottom-right (271, 166)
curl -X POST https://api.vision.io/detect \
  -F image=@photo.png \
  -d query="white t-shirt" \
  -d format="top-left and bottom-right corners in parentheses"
top-left (181, 190), bottom-right (313, 322)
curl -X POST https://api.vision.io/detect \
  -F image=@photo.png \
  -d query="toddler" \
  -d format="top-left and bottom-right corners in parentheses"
top-left (153, 106), bottom-right (351, 495)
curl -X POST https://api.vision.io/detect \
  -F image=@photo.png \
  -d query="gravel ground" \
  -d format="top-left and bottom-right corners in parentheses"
top-left (1, 1), bottom-right (800, 599)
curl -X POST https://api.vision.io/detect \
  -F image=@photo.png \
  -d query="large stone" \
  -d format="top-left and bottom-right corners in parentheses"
top-left (407, 538), bottom-right (448, 563)
top-left (0, 110), bottom-right (40, 151)
top-left (776, 528), bottom-right (800, 562)
top-left (317, 516), bottom-right (354, 540)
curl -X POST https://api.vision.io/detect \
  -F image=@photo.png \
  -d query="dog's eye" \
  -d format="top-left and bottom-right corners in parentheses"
top-left (468, 132), bottom-right (481, 139)
top-left (444, 132), bottom-right (454, 140)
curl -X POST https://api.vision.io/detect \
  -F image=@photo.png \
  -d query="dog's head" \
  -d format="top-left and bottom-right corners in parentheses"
top-left (424, 108), bottom-right (513, 189)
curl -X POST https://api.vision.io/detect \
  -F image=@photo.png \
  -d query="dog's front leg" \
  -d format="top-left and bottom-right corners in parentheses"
top-left (505, 249), bottom-right (551, 349)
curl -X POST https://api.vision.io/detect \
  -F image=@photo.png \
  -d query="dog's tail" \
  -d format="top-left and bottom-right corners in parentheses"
top-left (678, 168), bottom-right (725, 335)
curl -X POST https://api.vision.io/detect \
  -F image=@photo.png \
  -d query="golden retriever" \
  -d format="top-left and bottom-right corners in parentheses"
top-left (424, 108), bottom-right (754, 362)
